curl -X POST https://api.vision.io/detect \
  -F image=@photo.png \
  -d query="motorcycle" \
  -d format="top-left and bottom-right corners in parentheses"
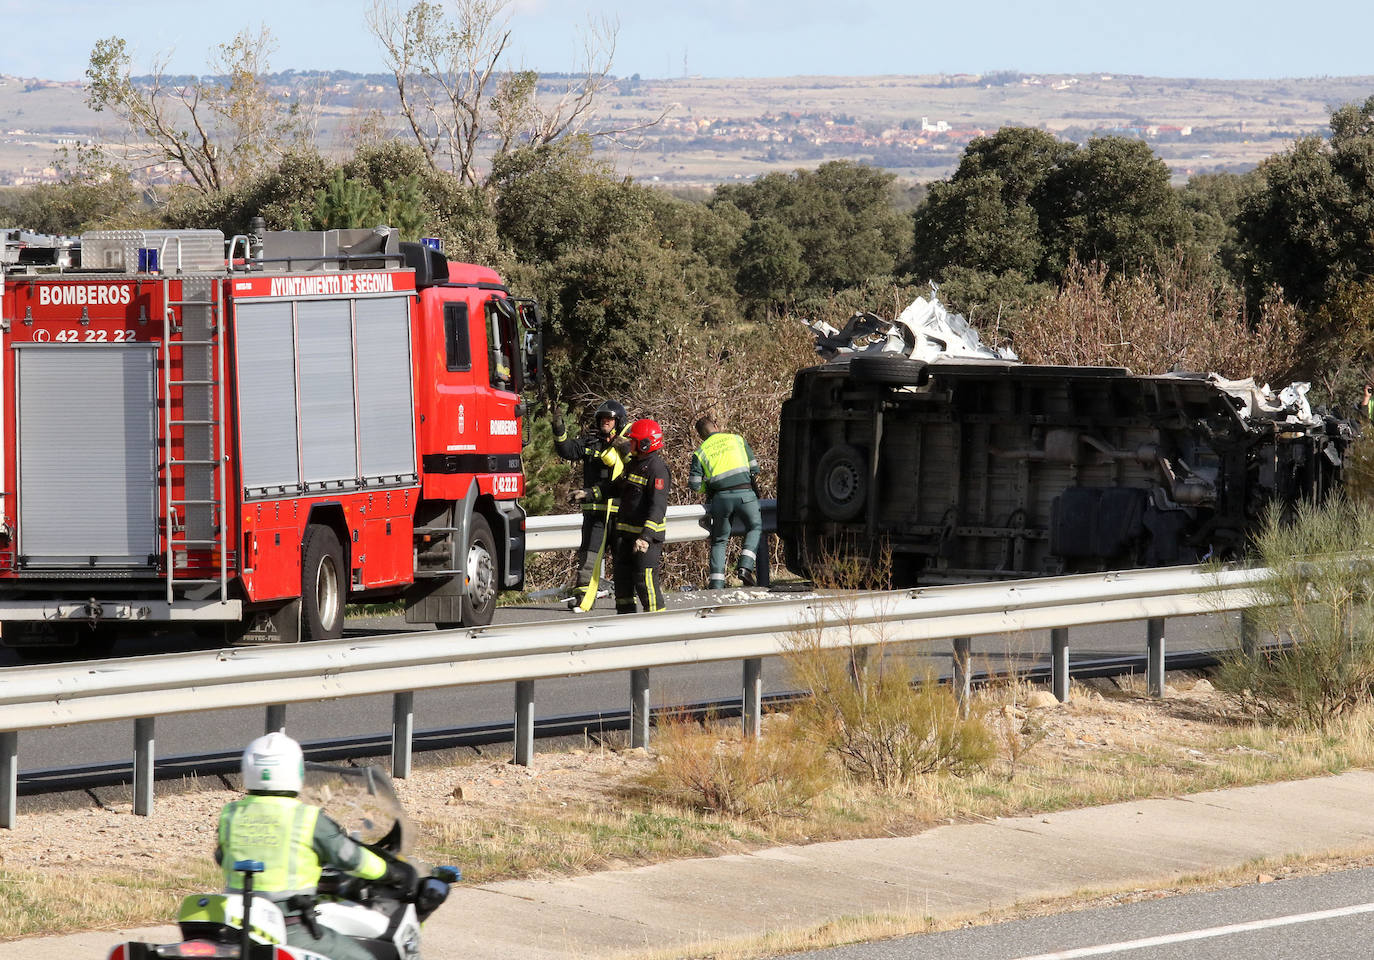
top-left (106, 763), bottom-right (460, 960)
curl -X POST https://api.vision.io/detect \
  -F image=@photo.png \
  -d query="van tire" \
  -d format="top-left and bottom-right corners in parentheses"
top-left (850, 355), bottom-right (929, 386)
top-left (814, 444), bottom-right (868, 522)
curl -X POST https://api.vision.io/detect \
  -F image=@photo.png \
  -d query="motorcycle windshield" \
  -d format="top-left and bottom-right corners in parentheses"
top-left (298, 763), bottom-right (414, 859)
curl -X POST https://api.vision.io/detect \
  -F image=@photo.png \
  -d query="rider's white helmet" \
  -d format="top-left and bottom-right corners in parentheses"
top-left (241, 732), bottom-right (304, 793)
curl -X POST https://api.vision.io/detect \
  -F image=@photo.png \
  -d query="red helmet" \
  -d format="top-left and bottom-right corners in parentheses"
top-left (626, 418), bottom-right (664, 455)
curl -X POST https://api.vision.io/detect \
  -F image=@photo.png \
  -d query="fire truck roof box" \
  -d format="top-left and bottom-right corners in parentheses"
top-left (81, 229), bottom-right (225, 273)
top-left (260, 226), bottom-right (399, 272)
top-left (1, 228), bottom-right (78, 268)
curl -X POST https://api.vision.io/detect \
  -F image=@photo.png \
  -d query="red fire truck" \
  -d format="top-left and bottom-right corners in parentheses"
top-left (0, 223), bottom-right (540, 654)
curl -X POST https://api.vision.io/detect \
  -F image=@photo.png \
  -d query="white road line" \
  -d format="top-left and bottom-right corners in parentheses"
top-left (1009, 901), bottom-right (1374, 959)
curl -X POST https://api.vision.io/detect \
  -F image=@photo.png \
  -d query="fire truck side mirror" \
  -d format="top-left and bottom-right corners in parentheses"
top-left (516, 301), bottom-right (544, 388)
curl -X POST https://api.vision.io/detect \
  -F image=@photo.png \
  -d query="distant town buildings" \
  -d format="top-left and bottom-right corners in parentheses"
top-left (0, 70), bottom-right (1327, 188)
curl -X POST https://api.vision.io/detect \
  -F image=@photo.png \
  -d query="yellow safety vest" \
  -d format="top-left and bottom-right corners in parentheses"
top-left (693, 433), bottom-right (754, 492)
top-left (218, 795), bottom-right (323, 895)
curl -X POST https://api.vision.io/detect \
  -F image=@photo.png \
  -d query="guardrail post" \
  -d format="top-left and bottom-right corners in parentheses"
top-left (1051, 627), bottom-right (1070, 702)
top-left (1240, 609), bottom-right (1258, 658)
top-left (391, 692), bottom-right (414, 778)
top-left (1, 731), bottom-right (16, 829)
top-left (134, 717), bottom-right (155, 817)
top-left (953, 637), bottom-right (972, 717)
top-left (742, 658), bottom-right (763, 738)
top-left (514, 680), bottom-right (535, 766)
top-left (265, 704), bottom-right (287, 734)
top-left (630, 669), bottom-right (650, 749)
top-left (1147, 618), bottom-right (1166, 698)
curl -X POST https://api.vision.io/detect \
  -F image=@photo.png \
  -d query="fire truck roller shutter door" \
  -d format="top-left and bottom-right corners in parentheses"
top-left (296, 300), bottom-right (358, 486)
top-left (354, 296), bottom-right (417, 482)
top-left (234, 303), bottom-right (301, 494)
top-left (16, 344), bottom-right (159, 565)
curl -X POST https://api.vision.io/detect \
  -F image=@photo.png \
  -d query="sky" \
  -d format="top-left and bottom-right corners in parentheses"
top-left (3, 0), bottom-right (1374, 83)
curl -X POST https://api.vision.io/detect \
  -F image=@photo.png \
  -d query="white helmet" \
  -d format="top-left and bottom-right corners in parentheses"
top-left (241, 732), bottom-right (304, 793)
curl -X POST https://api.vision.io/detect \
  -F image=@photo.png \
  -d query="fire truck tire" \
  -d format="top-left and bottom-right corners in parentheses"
top-left (813, 444), bottom-right (868, 522)
top-left (301, 524), bottom-right (346, 642)
top-left (454, 513), bottom-right (498, 628)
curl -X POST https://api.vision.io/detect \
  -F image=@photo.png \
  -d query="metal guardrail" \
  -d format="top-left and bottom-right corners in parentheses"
top-left (0, 562), bottom-right (1265, 826)
top-left (524, 499), bottom-right (777, 553)
top-left (18, 647), bottom-right (1233, 797)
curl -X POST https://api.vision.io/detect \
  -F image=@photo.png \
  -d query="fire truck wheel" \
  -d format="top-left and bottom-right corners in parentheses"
top-left (814, 444), bottom-right (868, 522)
top-left (301, 524), bottom-right (346, 642)
top-left (458, 514), bottom-right (498, 627)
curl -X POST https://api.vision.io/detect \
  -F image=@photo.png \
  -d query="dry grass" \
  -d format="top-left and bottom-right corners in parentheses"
top-left (422, 797), bottom-right (770, 880)
top-left (0, 860), bottom-right (219, 940)
top-left (638, 713), bottom-right (832, 818)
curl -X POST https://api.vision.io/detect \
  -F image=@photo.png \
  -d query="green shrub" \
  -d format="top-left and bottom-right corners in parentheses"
top-left (1214, 497), bottom-right (1374, 730)
top-left (785, 633), bottom-right (996, 791)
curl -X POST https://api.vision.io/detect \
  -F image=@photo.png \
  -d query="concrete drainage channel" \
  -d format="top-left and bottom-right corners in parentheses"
top-left (14, 649), bottom-right (1222, 798)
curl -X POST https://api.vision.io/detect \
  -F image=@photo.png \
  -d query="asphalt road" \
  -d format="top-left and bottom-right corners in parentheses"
top-left (795, 867), bottom-right (1374, 960)
top-left (0, 589), bottom-right (1243, 777)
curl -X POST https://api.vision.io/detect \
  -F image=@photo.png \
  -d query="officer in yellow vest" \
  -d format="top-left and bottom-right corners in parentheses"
top-left (216, 732), bottom-right (417, 960)
top-left (689, 415), bottom-right (762, 589)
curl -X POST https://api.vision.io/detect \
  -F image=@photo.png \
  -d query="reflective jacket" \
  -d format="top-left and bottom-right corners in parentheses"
top-left (689, 432), bottom-right (759, 496)
top-left (599, 451), bottom-right (670, 543)
top-left (216, 794), bottom-right (387, 900)
top-left (555, 426), bottom-right (625, 512)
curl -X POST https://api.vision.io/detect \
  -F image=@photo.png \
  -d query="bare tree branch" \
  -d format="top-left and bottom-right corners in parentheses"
top-left (368, 0), bottom-right (512, 186)
top-left (84, 27), bottom-right (315, 194)
top-left (367, 1), bottom-right (667, 184)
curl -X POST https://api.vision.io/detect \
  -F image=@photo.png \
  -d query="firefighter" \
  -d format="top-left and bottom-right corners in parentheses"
top-left (689, 415), bottom-right (762, 589)
top-left (557, 400), bottom-right (628, 612)
top-left (585, 418), bottom-right (671, 614)
top-left (215, 732), bottom-right (418, 960)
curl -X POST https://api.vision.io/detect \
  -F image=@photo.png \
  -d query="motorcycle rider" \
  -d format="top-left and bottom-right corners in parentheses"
top-left (216, 732), bottom-right (418, 960)
top-left (557, 399), bottom-right (628, 612)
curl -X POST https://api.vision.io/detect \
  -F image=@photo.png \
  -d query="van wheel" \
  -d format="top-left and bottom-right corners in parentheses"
top-left (849, 355), bottom-right (929, 386)
top-left (301, 524), bottom-right (346, 641)
top-left (814, 444), bottom-right (868, 522)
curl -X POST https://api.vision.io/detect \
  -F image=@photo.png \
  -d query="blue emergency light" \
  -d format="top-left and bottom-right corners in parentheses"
top-left (137, 247), bottom-right (160, 273)
top-left (420, 237), bottom-right (443, 252)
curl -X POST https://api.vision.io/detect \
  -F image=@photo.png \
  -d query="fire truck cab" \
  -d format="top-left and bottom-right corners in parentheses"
top-left (0, 224), bottom-right (540, 654)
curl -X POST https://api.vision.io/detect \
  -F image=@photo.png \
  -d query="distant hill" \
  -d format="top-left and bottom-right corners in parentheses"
top-left (3, 70), bottom-right (1371, 189)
